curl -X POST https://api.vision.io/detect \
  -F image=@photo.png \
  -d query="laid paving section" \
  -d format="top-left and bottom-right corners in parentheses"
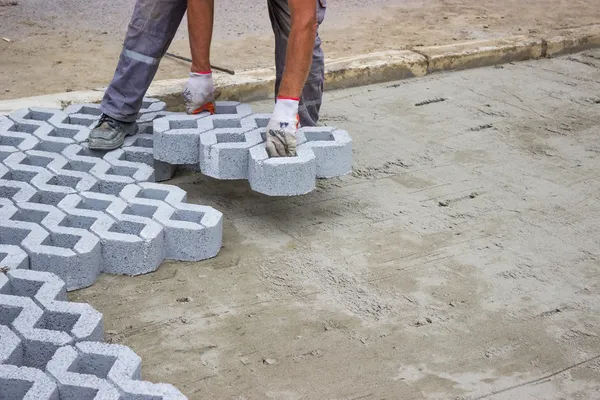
top-left (153, 104), bottom-right (353, 196)
top-left (0, 101), bottom-right (223, 291)
top-left (0, 95), bottom-right (349, 289)
top-left (0, 269), bottom-right (187, 399)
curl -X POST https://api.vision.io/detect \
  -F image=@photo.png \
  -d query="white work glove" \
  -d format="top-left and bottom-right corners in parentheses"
top-left (265, 97), bottom-right (300, 157)
top-left (182, 71), bottom-right (215, 115)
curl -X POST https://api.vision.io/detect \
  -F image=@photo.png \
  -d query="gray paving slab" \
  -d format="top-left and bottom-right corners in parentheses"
top-left (248, 144), bottom-right (317, 196)
top-left (0, 269), bottom-right (188, 399)
top-left (0, 101), bottom-right (224, 291)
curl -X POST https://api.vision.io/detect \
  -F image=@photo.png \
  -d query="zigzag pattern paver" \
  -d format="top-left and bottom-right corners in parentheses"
top-left (0, 100), bottom-right (223, 291)
top-left (152, 104), bottom-right (353, 196)
top-left (0, 269), bottom-right (187, 399)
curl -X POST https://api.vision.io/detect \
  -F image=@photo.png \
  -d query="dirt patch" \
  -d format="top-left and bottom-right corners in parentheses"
top-left (2, 0), bottom-right (600, 99)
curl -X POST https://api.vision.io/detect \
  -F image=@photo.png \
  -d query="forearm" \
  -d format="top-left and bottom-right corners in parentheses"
top-left (277, 3), bottom-right (318, 99)
top-left (187, 0), bottom-right (214, 73)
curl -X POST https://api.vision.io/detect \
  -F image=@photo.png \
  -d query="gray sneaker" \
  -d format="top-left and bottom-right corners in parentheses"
top-left (88, 114), bottom-right (138, 151)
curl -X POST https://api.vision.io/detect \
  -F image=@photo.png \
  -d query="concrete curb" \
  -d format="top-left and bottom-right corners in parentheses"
top-left (413, 36), bottom-right (544, 74)
top-left (544, 24), bottom-right (600, 57)
top-left (1, 24), bottom-right (599, 115)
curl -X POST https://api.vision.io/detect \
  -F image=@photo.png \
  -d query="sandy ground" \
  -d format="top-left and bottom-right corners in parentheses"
top-left (2, 0), bottom-right (600, 100)
top-left (69, 50), bottom-right (600, 399)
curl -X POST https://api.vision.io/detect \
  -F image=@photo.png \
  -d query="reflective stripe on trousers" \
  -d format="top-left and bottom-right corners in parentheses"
top-left (101, 0), bottom-right (187, 122)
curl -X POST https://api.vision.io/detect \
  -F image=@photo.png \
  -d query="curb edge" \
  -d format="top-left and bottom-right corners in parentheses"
top-left (1, 24), bottom-right (599, 115)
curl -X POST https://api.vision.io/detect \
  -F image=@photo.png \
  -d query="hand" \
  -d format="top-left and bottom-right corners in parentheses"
top-left (182, 72), bottom-right (215, 115)
top-left (265, 117), bottom-right (298, 157)
top-left (265, 97), bottom-right (300, 157)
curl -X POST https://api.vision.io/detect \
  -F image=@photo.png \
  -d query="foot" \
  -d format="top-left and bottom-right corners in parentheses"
top-left (88, 114), bottom-right (138, 151)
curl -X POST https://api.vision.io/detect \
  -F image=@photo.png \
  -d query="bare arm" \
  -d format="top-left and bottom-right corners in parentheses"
top-left (187, 0), bottom-right (214, 73)
top-left (277, 0), bottom-right (318, 99)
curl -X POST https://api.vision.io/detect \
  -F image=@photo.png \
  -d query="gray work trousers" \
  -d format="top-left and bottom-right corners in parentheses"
top-left (101, 0), bottom-right (327, 127)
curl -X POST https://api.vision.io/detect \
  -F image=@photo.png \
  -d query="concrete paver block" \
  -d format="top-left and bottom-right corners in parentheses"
top-left (0, 293), bottom-right (72, 369)
top-left (0, 364), bottom-right (59, 400)
top-left (7, 269), bottom-right (104, 342)
top-left (239, 113), bottom-right (271, 129)
top-left (249, 143), bottom-right (317, 196)
top-left (70, 192), bottom-right (165, 276)
top-left (122, 134), bottom-right (176, 182)
top-left (5, 268), bottom-right (67, 301)
top-left (213, 101), bottom-right (253, 117)
top-left (0, 244), bottom-right (29, 271)
top-left (138, 97), bottom-right (167, 117)
top-left (60, 145), bottom-right (131, 196)
top-left (46, 113), bottom-right (90, 144)
top-left (298, 127), bottom-right (353, 178)
top-left (0, 199), bottom-right (50, 260)
top-left (149, 109), bottom-right (352, 196)
top-left (63, 98), bottom-right (161, 128)
top-left (120, 183), bottom-right (223, 261)
top-left (134, 181), bottom-right (188, 206)
top-left (94, 145), bottom-right (155, 185)
top-left (46, 345), bottom-right (121, 400)
top-left (0, 116), bottom-right (41, 152)
top-left (0, 169), bottom-right (38, 203)
top-left (208, 114), bottom-right (259, 130)
top-left (76, 341), bottom-right (187, 400)
top-left (10, 201), bottom-right (102, 291)
top-left (104, 194), bottom-right (166, 276)
top-left (0, 200), bottom-right (93, 291)
top-left (153, 106), bottom-right (257, 166)
top-left (9, 108), bottom-right (88, 153)
top-left (153, 114), bottom-right (214, 164)
top-left (199, 128), bottom-right (263, 180)
top-left (3, 152), bottom-right (80, 205)
top-left (0, 269), bottom-right (187, 399)
top-left (9, 108), bottom-right (68, 126)
top-left (63, 104), bottom-right (103, 128)
top-left (28, 150), bottom-right (98, 193)
top-left (0, 324), bottom-right (23, 365)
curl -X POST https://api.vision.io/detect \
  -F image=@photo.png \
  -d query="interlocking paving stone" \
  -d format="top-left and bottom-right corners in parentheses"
top-left (151, 107), bottom-right (352, 196)
top-left (0, 101), bottom-right (223, 291)
top-left (0, 269), bottom-right (188, 399)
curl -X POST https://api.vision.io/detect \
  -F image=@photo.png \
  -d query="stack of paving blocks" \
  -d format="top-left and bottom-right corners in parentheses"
top-left (0, 269), bottom-right (187, 399)
top-left (153, 102), bottom-right (353, 196)
top-left (0, 99), bottom-right (223, 291)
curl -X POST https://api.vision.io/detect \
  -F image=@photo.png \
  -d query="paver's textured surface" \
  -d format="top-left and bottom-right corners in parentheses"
top-left (248, 142), bottom-right (317, 196)
top-left (0, 269), bottom-right (187, 399)
top-left (152, 104), bottom-right (353, 196)
top-left (0, 99), bottom-right (224, 291)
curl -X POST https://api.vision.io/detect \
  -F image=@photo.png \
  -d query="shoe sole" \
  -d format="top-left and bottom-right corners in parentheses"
top-left (87, 126), bottom-right (138, 151)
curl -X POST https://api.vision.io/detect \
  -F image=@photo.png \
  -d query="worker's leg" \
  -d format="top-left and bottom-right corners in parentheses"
top-left (267, 0), bottom-right (326, 127)
top-left (101, 0), bottom-right (187, 123)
